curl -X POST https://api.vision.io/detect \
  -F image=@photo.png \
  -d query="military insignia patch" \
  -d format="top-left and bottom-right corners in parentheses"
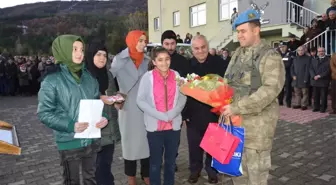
top-left (248, 13), bottom-right (256, 20)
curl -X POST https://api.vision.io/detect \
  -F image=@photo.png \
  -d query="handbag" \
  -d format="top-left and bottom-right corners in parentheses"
top-left (200, 117), bottom-right (240, 164)
top-left (211, 117), bottom-right (245, 176)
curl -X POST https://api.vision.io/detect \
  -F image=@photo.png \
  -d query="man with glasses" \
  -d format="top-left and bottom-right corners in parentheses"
top-left (291, 46), bottom-right (310, 110)
top-left (184, 34), bottom-right (225, 184)
top-left (309, 47), bottom-right (331, 113)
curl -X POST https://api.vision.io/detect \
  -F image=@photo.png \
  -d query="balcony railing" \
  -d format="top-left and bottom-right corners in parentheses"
top-left (301, 29), bottom-right (336, 56)
top-left (286, 0), bottom-right (320, 28)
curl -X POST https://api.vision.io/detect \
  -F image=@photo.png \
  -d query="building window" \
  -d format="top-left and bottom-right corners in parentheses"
top-left (154, 17), bottom-right (160, 31)
top-left (190, 3), bottom-right (206, 27)
top-left (219, 0), bottom-right (238, 21)
top-left (173, 11), bottom-right (180, 26)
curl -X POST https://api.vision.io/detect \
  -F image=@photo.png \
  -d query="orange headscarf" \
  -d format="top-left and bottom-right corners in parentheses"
top-left (126, 30), bottom-right (146, 69)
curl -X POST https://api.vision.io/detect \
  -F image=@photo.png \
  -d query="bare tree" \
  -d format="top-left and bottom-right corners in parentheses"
top-left (125, 11), bottom-right (148, 31)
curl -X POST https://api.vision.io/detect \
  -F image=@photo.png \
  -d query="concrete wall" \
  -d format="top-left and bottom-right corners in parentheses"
top-left (304, 0), bottom-right (330, 14)
top-left (237, 0), bottom-right (287, 26)
top-left (148, 0), bottom-right (232, 43)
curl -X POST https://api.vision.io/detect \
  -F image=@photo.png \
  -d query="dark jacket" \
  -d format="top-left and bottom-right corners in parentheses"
top-left (222, 56), bottom-right (231, 73)
top-left (287, 40), bottom-right (301, 52)
top-left (101, 60), bottom-right (121, 146)
top-left (170, 51), bottom-right (190, 77)
top-left (291, 55), bottom-right (311, 88)
top-left (184, 54), bottom-right (225, 130)
top-left (310, 56), bottom-right (331, 87)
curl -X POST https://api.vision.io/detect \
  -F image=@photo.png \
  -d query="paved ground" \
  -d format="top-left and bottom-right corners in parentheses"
top-left (0, 96), bottom-right (335, 185)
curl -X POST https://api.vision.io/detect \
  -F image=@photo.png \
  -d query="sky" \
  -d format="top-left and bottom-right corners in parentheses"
top-left (0, 0), bottom-right (69, 8)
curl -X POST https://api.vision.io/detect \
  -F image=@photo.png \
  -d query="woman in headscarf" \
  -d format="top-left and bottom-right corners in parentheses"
top-left (37, 35), bottom-right (108, 185)
top-left (110, 30), bottom-right (150, 185)
top-left (85, 39), bottom-right (121, 185)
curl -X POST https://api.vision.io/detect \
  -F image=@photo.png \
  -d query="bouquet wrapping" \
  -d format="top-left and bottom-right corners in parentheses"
top-left (176, 73), bottom-right (241, 126)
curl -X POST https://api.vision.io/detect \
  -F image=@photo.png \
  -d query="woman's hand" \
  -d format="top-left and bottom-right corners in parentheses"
top-left (74, 122), bottom-right (89, 133)
top-left (114, 102), bottom-right (124, 110)
top-left (96, 117), bottom-right (108, 129)
top-left (100, 95), bottom-right (114, 105)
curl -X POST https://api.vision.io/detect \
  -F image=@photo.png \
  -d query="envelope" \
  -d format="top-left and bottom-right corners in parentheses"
top-left (74, 100), bottom-right (104, 139)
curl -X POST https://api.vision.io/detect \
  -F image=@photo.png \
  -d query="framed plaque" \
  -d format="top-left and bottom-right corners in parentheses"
top-left (0, 121), bottom-right (21, 155)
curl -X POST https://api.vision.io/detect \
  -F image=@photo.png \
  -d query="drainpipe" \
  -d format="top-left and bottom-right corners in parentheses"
top-left (160, 0), bottom-right (163, 35)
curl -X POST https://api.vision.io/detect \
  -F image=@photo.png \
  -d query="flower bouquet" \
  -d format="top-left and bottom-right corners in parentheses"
top-left (176, 73), bottom-right (241, 126)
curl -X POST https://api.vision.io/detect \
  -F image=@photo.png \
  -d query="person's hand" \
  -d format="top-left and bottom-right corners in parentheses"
top-left (293, 76), bottom-right (297, 80)
top-left (222, 105), bottom-right (234, 117)
top-left (314, 76), bottom-right (319, 80)
top-left (114, 102), bottom-right (123, 110)
top-left (96, 117), bottom-right (108, 129)
top-left (74, 122), bottom-right (89, 133)
top-left (101, 95), bottom-right (113, 105)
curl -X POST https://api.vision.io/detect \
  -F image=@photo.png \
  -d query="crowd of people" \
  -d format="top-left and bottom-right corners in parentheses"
top-left (277, 43), bottom-right (336, 114)
top-left (33, 8), bottom-right (323, 185)
top-left (292, 0), bottom-right (336, 52)
top-left (0, 4), bottom-right (335, 185)
top-left (0, 56), bottom-right (55, 96)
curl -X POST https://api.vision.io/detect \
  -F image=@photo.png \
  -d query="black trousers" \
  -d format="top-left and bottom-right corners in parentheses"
top-left (96, 143), bottom-right (115, 185)
top-left (308, 86), bottom-right (313, 106)
top-left (186, 126), bottom-right (217, 177)
top-left (59, 143), bottom-right (99, 185)
top-left (124, 157), bottom-right (149, 177)
top-left (313, 86), bottom-right (329, 111)
top-left (278, 75), bottom-right (292, 106)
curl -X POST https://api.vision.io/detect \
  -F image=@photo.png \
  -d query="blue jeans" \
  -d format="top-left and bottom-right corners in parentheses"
top-left (96, 143), bottom-right (115, 185)
top-left (147, 130), bottom-right (180, 185)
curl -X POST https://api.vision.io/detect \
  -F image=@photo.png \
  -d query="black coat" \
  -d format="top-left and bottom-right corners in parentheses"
top-left (291, 55), bottom-right (311, 88)
top-left (169, 52), bottom-right (190, 77)
top-left (309, 57), bottom-right (331, 87)
top-left (184, 54), bottom-right (225, 130)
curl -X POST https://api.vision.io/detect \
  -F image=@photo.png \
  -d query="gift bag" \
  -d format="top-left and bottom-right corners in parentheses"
top-left (200, 122), bottom-right (240, 164)
top-left (211, 119), bottom-right (245, 177)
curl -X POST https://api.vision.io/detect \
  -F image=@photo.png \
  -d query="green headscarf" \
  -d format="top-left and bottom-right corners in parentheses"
top-left (52, 35), bottom-right (85, 83)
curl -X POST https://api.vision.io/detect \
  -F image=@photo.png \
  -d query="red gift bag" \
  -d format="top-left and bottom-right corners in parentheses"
top-left (200, 123), bottom-right (240, 164)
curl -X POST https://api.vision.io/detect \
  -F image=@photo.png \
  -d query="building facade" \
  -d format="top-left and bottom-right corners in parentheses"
top-left (148, 0), bottom-right (331, 50)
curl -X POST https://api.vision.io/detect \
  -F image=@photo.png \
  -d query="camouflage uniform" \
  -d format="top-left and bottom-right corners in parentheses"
top-left (224, 41), bottom-right (285, 185)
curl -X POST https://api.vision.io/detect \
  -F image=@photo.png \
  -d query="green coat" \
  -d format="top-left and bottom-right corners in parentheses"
top-left (100, 60), bottom-right (121, 146)
top-left (37, 64), bottom-right (100, 150)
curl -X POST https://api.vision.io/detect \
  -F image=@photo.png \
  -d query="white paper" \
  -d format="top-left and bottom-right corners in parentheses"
top-left (0, 129), bottom-right (13, 144)
top-left (74, 100), bottom-right (104, 139)
top-left (282, 58), bottom-right (289, 61)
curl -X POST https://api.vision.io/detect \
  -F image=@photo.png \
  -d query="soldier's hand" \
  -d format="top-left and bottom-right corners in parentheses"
top-left (223, 105), bottom-right (234, 117)
top-left (74, 122), bottom-right (89, 133)
top-left (293, 76), bottom-right (297, 80)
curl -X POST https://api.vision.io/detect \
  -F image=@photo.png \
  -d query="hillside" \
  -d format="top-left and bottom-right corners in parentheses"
top-left (0, 0), bottom-right (148, 55)
top-left (0, 0), bottom-right (146, 19)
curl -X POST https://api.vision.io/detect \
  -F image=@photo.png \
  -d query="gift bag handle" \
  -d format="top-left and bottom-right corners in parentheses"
top-left (218, 115), bottom-right (233, 134)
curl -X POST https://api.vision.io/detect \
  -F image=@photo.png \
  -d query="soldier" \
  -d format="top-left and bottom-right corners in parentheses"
top-left (222, 9), bottom-right (285, 185)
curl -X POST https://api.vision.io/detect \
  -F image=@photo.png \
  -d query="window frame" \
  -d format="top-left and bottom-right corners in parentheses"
top-left (154, 17), bottom-right (160, 31)
top-left (173, 11), bottom-right (180, 27)
top-left (219, 0), bottom-right (238, 21)
top-left (190, 3), bottom-right (207, 28)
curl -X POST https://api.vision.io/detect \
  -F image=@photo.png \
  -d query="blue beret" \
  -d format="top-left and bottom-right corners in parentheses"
top-left (233, 9), bottom-right (260, 30)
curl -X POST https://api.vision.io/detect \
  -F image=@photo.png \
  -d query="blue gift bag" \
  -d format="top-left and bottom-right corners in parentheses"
top-left (211, 120), bottom-right (245, 177)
